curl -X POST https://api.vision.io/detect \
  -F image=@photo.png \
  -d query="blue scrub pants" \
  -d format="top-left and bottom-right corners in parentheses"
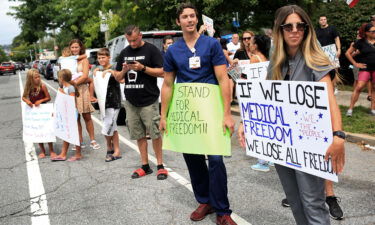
top-left (183, 153), bottom-right (232, 216)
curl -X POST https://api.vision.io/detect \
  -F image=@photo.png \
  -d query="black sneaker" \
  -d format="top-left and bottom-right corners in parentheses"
top-left (281, 198), bottom-right (290, 207)
top-left (326, 196), bottom-right (344, 220)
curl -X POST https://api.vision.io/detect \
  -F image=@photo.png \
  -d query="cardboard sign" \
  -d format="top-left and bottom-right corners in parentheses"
top-left (54, 91), bottom-right (79, 146)
top-left (163, 83), bottom-right (231, 156)
top-left (22, 103), bottom-right (56, 143)
top-left (238, 60), bottom-right (269, 80)
top-left (93, 71), bottom-right (111, 119)
top-left (236, 80), bottom-right (338, 182)
top-left (322, 44), bottom-right (340, 68)
top-left (202, 15), bottom-right (214, 37)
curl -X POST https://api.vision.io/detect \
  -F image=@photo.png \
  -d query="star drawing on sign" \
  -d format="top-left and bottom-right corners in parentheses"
top-left (299, 135), bottom-right (303, 140)
top-left (324, 137), bottom-right (328, 142)
top-left (294, 110), bottom-right (298, 115)
top-left (318, 113), bottom-right (323, 119)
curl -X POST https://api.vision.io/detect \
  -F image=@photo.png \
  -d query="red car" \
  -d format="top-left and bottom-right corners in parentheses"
top-left (0, 62), bottom-right (16, 75)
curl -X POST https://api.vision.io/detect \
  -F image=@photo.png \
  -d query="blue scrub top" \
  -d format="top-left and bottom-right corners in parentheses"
top-left (163, 35), bottom-right (226, 85)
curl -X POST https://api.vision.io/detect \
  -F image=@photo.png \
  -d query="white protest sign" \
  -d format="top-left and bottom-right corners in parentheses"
top-left (238, 60), bottom-right (269, 80)
top-left (321, 44), bottom-right (340, 68)
top-left (54, 91), bottom-right (79, 146)
top-left (236, 80), bottom-right (337, 182)
top-left (22, 103), bottom-right (56, 143)
top-left (202, 15), bottom-right (214, 37)
top-left (93, 71), bottom-right (111, 119)
top-left (59, 57), bottom-right (78, 75)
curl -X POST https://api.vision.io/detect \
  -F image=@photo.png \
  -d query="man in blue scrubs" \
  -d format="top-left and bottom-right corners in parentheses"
top-left (159, 3), bottom-right (236, 225)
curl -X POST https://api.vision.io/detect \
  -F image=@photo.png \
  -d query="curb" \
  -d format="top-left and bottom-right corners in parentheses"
top-left (231, 107), bottom-right (375, 146)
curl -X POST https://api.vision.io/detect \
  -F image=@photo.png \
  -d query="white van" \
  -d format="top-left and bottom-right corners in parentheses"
top-left (106, 30), bottom-right (183, 101)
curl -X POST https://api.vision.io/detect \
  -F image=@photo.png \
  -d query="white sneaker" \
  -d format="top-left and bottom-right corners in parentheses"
top-left (371, 110), bottom-right (375, 116)
top-left (346, 109), bottom-right (353, 117)
top-left (334, 87), bottom-right (339, 95)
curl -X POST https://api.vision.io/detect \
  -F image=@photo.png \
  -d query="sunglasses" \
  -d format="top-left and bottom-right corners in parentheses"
top-left (280, 22), bottom-right (308, 32)
top-left (367, 30), bottom-right (375, 33)
top-left (242, 37), bottom-right (252, 41)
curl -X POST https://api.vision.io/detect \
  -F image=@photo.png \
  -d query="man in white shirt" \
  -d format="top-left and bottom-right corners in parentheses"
top-left (226, 33), bottom-right (240, 59)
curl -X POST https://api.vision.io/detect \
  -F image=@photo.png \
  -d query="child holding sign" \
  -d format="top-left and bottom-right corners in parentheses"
top-left (22, 69), bottom-right (56, 159)
top-left (238, 5), bottom-right (345, 225)
top-left (51, 69), bottom-right (82, 162)
top-left (92, 48), bottom-right (123, 162)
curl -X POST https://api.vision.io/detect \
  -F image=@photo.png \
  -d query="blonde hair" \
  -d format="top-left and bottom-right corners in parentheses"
top-left (58, 69), bottom-right (80, 97)
top-left (240, 30), bottom-right (255, 51)
top-left (270, 5), bottom-right (334, 81)
top-left (62, 47), bottom-right (72, 57)
top-left (23, 69), bottom-right (41, 99)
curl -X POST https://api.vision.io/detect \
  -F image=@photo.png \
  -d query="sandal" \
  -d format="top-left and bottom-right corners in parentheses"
top-left (72, 142), bottom-right (86, 151)
top-left (68, 156), bottom-right (82, 162)
top-left (51, 156), bottom-right (67, 161)
top-left (131, 168), bottom-right (153, 179)
top-left (105, 155), bottom-right (122, 162)
top-left (90, 140), bottom-right (101, 150)
top-left (367, 96), bottom-right (372, 101)
top-left (156, 168), bottom-right (168, 180)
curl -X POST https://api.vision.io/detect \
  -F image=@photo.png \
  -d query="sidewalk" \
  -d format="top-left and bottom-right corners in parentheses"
top-left (231, 90), bottom-right (375, 145)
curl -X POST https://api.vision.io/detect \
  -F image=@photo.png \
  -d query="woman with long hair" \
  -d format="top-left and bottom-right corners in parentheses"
top-left (238, 5), bottom-right (345, 224)
top-left (233, 30), bottom-right (255, 63)
top-left (345, 23), bottom-right (375, 116)
top-left (249, 35), bottom-right (271, 63)
top-left (69, 39), bottom-right (100, 158)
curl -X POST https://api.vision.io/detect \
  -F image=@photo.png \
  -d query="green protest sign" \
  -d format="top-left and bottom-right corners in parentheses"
top-left (163, 83), bottom-right (231, 156)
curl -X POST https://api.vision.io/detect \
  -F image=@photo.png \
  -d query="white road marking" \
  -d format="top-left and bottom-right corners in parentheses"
top-left (43, 79), bottom-right (252, 225)
top-left (18, 72), bottom-right (51, 225)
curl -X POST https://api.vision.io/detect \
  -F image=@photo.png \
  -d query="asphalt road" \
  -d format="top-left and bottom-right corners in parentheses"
top-left (0, 70), bottom-right (374, 225)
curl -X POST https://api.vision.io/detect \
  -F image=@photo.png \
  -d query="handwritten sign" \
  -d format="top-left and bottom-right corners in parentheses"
top-left (163, 83), bottom-right (231, 155)
top-left (93, 71), bottom-right (111, 119)
top-left (238, 60), bottom-right (269, 80)
top-left (202, 15), bottom-right (214, 37)
top-left (236, 80), bottom-right (337, 182)
top-left (322, 44), bottom-right (340, 68)
top-left (54, 91), bottom-right (79, 146)
top-left (22, 103), bottom-right (56, 143)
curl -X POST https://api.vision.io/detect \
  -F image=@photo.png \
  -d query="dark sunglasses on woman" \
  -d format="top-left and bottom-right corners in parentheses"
top-left (281, 22), bottom-right (308, 32)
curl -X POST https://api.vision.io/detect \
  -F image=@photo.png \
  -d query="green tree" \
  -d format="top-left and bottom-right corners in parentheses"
top-left (0, 47), bottom-right (9, 62)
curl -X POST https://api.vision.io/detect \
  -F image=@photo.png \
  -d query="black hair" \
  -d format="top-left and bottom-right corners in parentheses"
top-left (364, 23), bottom-right (374, 32)
top-left (219, 38), bottom-right (228, 50)
top-left (163, 35), bottom-right (173, 44)
top-left (176, 2), bottom-right (198, 21)
top-left (253, 35), bottom-right (271, 59)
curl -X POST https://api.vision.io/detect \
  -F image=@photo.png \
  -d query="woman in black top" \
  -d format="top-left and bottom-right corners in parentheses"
top-left (233, 30), bottom-right (255, 62)
top-left (345, 23), bottom-right (375, 116)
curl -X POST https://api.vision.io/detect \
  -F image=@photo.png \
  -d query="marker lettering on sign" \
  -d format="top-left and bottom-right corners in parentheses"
top-left (259, 82), bottom-right (283, 102)
top-left (237, 82), bottom-right (252, 98)
top-left (288, 84), bottom-right (327, 110)
top-left (303, 151), bottom-right (334, 174)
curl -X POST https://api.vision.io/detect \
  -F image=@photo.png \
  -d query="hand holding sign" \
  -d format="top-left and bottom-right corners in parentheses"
top-left (325, 137), bottom-right (345, 174)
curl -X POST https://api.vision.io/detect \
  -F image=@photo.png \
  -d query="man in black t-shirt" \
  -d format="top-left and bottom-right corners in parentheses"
top-left (315, 16), bottom-right (341, 58)
top-left (113, 25), bottom-right (168, 180)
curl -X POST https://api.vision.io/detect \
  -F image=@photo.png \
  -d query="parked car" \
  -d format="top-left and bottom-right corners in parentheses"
top-left (32, 60), bottom-right (39, 69)
top-left (38, 60), bottom-right (48, 75)
top-left (43, 59), bottom-right (57, 80)
top-left (0, 62), bottom-right (16, 75)
top-left (15, 62), bottom-right (25, 71)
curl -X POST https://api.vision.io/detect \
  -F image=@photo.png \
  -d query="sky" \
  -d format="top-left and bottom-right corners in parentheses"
top-left (0, 0), bottom-right (21, 45)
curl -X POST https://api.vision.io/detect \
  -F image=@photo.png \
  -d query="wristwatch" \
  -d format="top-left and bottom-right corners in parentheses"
top-left (141, 65), bottom-right (146, 72)
top-left (333, 131), bottom-right (346, 140)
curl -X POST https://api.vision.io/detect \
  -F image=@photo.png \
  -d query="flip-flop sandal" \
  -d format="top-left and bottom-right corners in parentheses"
top-left (105, 155), bottom-right (122, 162)
top-left (367, 96), bottom-right (372, 101)
top-left (131, 168), bottom-right (153, 179)
top-left (90, 140), bottom-right (101, 150)
top-left (68, 156), bottom-right (82, 162)
top-left (156, 168), bottom-right (168, 180)
top-left (51, 156), bottom-right (67, 161)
